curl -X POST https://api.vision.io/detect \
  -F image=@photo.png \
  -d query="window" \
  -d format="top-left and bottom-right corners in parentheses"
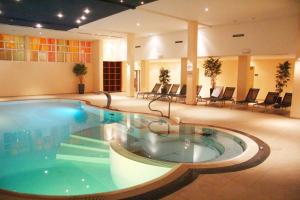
top-left (0, 34), bottom-right (25, 61)
top-left (30, 37), bottom-right (91, 63)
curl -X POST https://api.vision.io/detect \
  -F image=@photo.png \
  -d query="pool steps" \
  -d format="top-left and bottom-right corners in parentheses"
top-left (56, 134), bottom-right (110, 164)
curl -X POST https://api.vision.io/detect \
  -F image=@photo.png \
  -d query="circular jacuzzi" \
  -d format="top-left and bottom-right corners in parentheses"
top-left (0, 99), bottom-right (268, 199)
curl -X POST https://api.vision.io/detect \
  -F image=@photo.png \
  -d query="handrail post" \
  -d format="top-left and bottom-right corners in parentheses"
top-left (98, 91), bottom-right (111, 109)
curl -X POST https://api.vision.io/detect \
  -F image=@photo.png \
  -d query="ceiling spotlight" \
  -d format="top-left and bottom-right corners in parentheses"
top-left (140, 1), bottom-right (144, 4)
top-left (81, 15), bottom-right (86, 20)
top-left (35, 23), bottom-right (42, 28)
top-left (120, 0), bottom-right (124, 2)
top-left (84, 8), bottom-right (90, 14)
top-left (76, 19), bottom-right (81, 24)
top-left (15, 0), bottom-right (21, 2)
top-left (136, 22), bottom-right (140, 26)
top-left (205, 7), bottom-right (209, 12)
top-left (57, 12), bottom-right (64, 18)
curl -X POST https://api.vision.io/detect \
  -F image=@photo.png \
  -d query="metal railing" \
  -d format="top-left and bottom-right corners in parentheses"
top-left (148, 94), bottom-right (172, 118)
top-left (98, 91), bottom-right (111, 108)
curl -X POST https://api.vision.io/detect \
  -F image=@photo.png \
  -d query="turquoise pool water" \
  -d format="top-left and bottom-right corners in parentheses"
top-left (0, 100), bottom-right (245, 196)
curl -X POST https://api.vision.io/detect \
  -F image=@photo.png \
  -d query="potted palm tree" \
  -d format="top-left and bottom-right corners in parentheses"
top-left (203, 57), bottom-right (222, 94)
top-left (159, 68), bottom-right (170, 94)
top-left (275, 61), bottom-right (291, 101)
top-left (73, 63), bottom-right (87, 94)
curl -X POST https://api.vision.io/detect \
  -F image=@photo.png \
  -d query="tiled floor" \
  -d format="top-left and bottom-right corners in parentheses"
top-left (1, 93), bottom-right (300, 200)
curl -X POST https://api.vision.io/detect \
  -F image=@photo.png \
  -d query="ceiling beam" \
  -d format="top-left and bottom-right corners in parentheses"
top-left (95, 0), bottom-right (136, 9)
top-left (138, 7), bottom-right (212, 27)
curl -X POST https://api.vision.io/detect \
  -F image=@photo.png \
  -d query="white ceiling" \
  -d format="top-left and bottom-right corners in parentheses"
top-left (76, 0), bottom-right (300, 37)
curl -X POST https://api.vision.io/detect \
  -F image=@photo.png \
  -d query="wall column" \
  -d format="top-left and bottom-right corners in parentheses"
top-left (181, 57), bottom-right (187, 86)
top-left (92, 39), bottom-right (103, 92)
top-left (290, 15), bottom-right (300, 118)
top-left (140, 60), bottom-right (150, 92)
top-left (236, 55), bottom-right (251, 101)
top-left (186, 21), bottom-right (198, 105)
top-left (126, 33), bottom-right (135, 97)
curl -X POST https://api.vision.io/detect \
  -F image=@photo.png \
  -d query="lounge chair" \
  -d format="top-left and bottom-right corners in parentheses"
top-left (215, 87), bottom-right (236, 105)
top-left (154, 83), bottom-right (172, 97)
top-left (234, 88), bottom-right (260, 106)
top-left (201, 86), bottom-right (224, 105)
top-left (168, 84), bottom-right (180, 96)
top-left (274, 92), bottom-right (292, 109)
top-left (172, 85), bottom-right (202, 102)
top-left (136, 83), bottom-right (161, 99)
top-left (253, 92), bottom-right (279, 112)
top-left (170, 84), bottom-right (186, 101)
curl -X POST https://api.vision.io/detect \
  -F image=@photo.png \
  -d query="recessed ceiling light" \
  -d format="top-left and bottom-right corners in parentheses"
top-left (35, 23), bottom-right (42, 28)
top-left (136, 22), bottom-right (140, 26)
top-left (120, 0), bottom-right (124, 3)
top-left (57, 12), bottom-right (64, 18)
top-left (84, 8), bottom-right (90, 14)
top-left (15, 0), bottom-right (21, 2)
top-left (140, 1), bottom-right (144, 4)
top-left (205, 7), bottom-right (209, 12)
top-left (76, 19), bottom-right (81, 24)
top-left (81, 15), bottom-right (86, 20)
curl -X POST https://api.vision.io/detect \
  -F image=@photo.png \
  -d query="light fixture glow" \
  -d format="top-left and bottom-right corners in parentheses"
top-left (140, 1), bottom-right (144, 4)
top-left (76, 19), bottom-right (81, 24)
top-left (0, 10), bottom-right (2, 15)
top-left (120, 0), bottom-right (124, 3)
top-left (205, 7), bottom-right (209, 12)
top-left (81, 15), bottom-right (86, 20)
top-left (136, 22), bottom-right (140, 27)
top-left (84, 8), bottom-right (90, 14)
top-left (35, 23), bottom-right (42, 28)
top-left (57, 12), bottom-right (64, 18)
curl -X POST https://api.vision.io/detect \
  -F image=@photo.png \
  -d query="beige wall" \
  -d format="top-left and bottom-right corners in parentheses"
top-left (142, 57), bottom-right (295, 100)
top-left (147, 60), bottom-right (181, 91)
top-left (252, 58), bottom-right (295, 100)
top-left (198, 58), bottom-right (238, 98)
top-left (0, 61), bottom-right (94, 97)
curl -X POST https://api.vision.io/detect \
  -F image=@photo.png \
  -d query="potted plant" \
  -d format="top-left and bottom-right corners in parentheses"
top-left (275, 61), bottom-right (291, 101)
top-left (73, 63), bottom-right (87, 94)
top-left (159, 68), bottom-right (170, 94)
top-left (203, 57), bottom-right (222, 94)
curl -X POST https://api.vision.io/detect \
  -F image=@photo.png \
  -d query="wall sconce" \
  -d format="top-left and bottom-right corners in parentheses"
top-left (187, 60), bottom-right (193, 73)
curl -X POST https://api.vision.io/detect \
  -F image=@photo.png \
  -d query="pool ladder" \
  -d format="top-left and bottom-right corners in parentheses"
top-left (98, 91), bottom-right (112, 108)
top-left (148, 94), bottom-right (172, 118)
top-left (147, 94), bottom-right (172, 135)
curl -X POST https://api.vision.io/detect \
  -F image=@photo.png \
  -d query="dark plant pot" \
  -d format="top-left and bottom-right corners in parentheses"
top-left (78, 84), bottom-right (85, 94)
top-left (210, 88), bottom-right (214, 95)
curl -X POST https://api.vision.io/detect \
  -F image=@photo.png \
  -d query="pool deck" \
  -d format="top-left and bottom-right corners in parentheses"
top-left (1, 93), bottom-right (300, 200)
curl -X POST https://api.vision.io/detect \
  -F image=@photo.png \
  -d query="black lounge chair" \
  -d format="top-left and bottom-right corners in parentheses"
top-left (136, 83), bottom-right (161, 99)
top-left (168, 84), bottom-right (180, 96)
top-left (172, 85), bottom-right (202, 102)
top-left (215, 87), bottom-right (236, 105)
top-left (201, 86), bottom-right (224, 104)
top-left (170, 84), bottom-right (186, 101)
top-left (234, 88), bottom-right (260, 106)
top-left (253, 92), bottom-right (279, 112)
top-left (274, 92), bottom-right (292, 109)
top-left (155, 83), bottom-right (172, 96)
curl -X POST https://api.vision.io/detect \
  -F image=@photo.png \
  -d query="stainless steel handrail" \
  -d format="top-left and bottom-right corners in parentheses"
top-left (98, 91), bottom-right (111, 108)
top-left (148, 94), bottom-right (172, 118)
